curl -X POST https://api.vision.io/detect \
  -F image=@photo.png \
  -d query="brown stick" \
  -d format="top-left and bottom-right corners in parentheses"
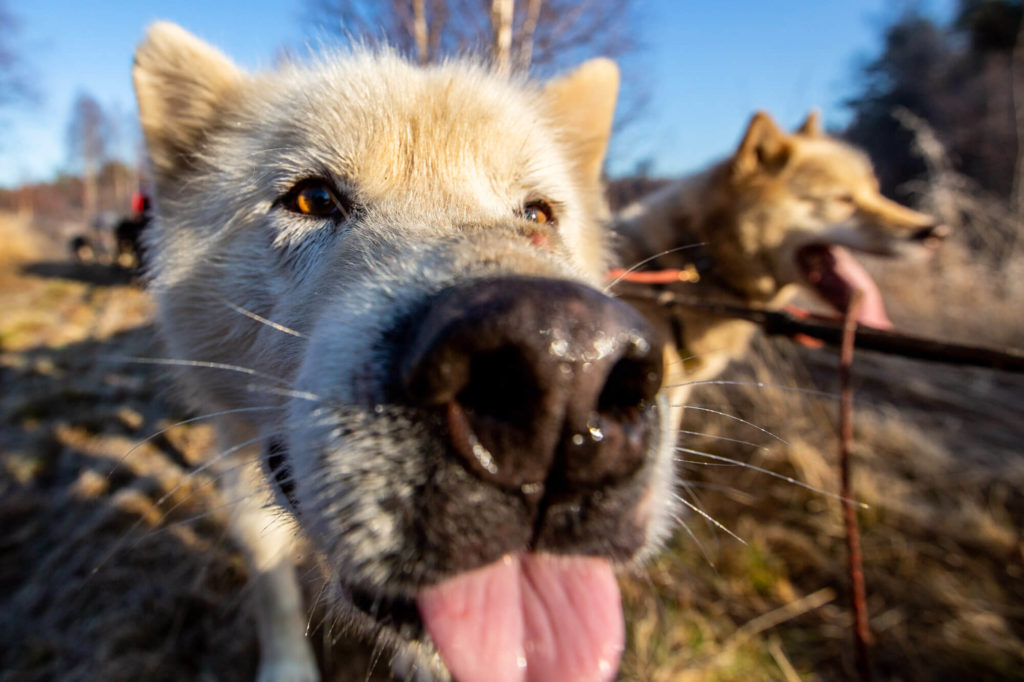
top-left (840, 291), bottom-right (873, 682)
top-left (614, 288), bottom-right (1024, 373)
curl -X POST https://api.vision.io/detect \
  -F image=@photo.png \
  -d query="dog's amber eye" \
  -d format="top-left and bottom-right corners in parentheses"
top-left (522, 199), bottom-right (555, 225)
top-left (284, 180), bottom-right (350, 220)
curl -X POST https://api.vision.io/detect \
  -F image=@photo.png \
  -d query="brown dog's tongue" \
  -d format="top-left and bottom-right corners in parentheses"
top-left (802, 245), bottom-right (892, 330)
top-left (416, 554), bottom-right (623, 682)
top-left (826, 246), bottom-right (892, 329)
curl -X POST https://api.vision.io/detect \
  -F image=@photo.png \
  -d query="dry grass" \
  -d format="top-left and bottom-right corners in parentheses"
top-left (1, 205), bottom-right (1022, 681)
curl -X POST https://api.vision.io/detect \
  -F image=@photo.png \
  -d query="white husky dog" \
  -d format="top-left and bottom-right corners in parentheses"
top-left (134, 23), bottom-right (676, 682)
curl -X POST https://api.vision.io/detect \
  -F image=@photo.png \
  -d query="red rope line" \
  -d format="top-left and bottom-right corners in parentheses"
top-left (605, 268), bottom-right (699, 284)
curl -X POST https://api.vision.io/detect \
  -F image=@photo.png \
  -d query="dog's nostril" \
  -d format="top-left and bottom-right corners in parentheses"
top-left (557, 353), bottom-right (662, 489)
top-left (598, 354), bottom-right (662, 415)
top-left (912, 223), bottom-right (949, 243)
top-left (456, 347), bottom-right (541, 425)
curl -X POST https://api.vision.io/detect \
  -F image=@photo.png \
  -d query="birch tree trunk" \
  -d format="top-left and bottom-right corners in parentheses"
top-left (412, 0), bottom-right (429, 64)
top-left (490, 0), bottom-right (514, 74)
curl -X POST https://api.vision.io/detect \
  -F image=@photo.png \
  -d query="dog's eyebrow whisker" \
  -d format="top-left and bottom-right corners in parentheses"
top-left (675, 429), bottom-right (767, 450)
top-left (106, 406), bottom-right (287, 478)
top-left (675, 446), bottom-right (869, 509)
top-left (665, 379), bottom-right (837, 399)
top-left (116, 356), bottom-right (292, 386)
top-left (675, 405), bottom-right (791, 445)
top-left (220, 299), bottom-right (308, 339)
top-left (670, 491), bottom-right (746, 546)
top-left (603, 242), bottom-right (707, 292)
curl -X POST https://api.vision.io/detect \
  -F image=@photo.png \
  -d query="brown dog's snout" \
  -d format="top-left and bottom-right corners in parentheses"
top-left (401, 277), bottom-right (663, 499)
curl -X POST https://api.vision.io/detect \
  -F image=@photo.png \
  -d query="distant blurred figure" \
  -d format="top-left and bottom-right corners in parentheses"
top-left (68, 234), bottom-right (96, 264)
top-left (114, 191), bottom-right (152, 270)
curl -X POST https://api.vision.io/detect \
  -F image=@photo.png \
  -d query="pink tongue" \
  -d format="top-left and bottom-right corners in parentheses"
top-left (416, 554), bottom-right (623, 682)
top-left (820, 246), bottom-right (893, 330)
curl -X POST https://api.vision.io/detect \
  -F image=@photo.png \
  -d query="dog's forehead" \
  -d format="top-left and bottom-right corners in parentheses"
top-left (788, 138), bottom-right (876, 192)
top-left (258, 56), bottom-right (567, 205)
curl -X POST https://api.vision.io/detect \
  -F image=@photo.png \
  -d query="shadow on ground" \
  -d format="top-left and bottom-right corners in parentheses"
top-left (20, 261), bottom-right (137, 287)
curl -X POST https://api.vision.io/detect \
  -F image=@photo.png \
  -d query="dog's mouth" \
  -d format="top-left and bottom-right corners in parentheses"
top-left (795, 244), bottom-right (892, 329)
top-left (270, 432), bottom-right (626, 682)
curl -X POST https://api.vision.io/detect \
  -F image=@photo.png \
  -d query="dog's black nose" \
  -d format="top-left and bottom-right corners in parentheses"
top-left (401, 277), bottom-right (663, 499)
top-left (911, 223), bottom-right (950, 244)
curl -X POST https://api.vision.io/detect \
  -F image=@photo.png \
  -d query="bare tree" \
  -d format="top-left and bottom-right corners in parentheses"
top-left (307, 0), bottom-right (636, 76)
top-left (65, 93), bottom-right (111, 220)
top-left (0, 1), bottom-right (36, 118)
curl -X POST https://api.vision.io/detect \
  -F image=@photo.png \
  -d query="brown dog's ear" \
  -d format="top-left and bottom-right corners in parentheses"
top-left (133, 22), bottom-right (244, 185)
top-left (542, 58), bottom-right (619, 183)
top-left (796, 110), bottom-right (823, 137)
top-left (732, 111), bottom-right (792, 177)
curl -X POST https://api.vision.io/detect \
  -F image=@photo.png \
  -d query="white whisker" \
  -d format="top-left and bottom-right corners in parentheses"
top-left (117, 356), bottom-right (291, 386)
top-left (676, 429), bottom-right (767, 450)
top-left (676, 405), bottom-right (791, 445)
top-left (603, 243), bottom-right (706, 292)
top-left (107, 405), bottom-right (286, 478)
top-left (666, 379), bottom-right (836, 399)
top-left (221, 299), bottom-right (307, 339)
top-left (671, 491), bottom-right (746, 545)
top-left (671, 511), bottom-right (716, 570)
top-left (243, 383), bottom-right (321, 403)
top-left (151, 431), bottom-right (286, 514)
top-left (675, 459), bottom-right (739, 467)
top-left (676, 446), bottom-right (869, 509)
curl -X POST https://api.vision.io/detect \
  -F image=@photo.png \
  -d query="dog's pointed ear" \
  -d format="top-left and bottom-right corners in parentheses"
top-left (133, 22), bottom-right (245, 185)
top-left (732, 111), bottom-right (793, 178)
top-left (796, 110), bottom-right (823, 137)
top-left (543, 58), bottom-right (619, 183)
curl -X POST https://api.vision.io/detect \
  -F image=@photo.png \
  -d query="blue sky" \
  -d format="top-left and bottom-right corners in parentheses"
top-left (0, 0), bottom-right (954, 188)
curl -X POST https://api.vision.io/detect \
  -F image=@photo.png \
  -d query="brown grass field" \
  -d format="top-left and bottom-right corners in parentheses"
top-left (1, 207), bottom-right (1021, 681)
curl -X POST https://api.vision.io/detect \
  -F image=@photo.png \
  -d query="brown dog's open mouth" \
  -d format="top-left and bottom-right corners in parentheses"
top-left (795, 244), bottom-right (892, 329)
top-left (417, 553), bottom-right (623, 682)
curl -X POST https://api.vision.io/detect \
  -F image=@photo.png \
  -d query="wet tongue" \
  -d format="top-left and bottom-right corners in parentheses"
top-left (416, 554), bottom-right (623, 682)
top-left (812, 246), bottom-right (893, 330)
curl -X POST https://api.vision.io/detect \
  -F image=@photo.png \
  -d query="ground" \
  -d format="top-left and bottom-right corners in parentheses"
top-left (1, 210), bottom-right (1021, 681)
